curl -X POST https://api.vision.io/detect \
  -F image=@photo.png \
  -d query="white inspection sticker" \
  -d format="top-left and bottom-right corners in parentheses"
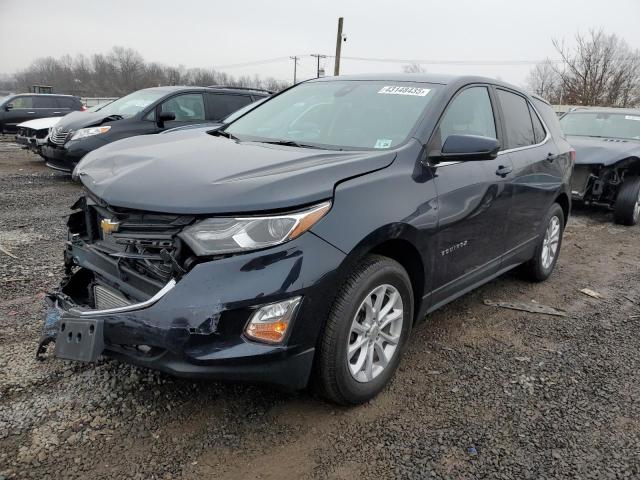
top-left (374, 139), bottom-right (393, 149)
top-left (378, 86), bottom-right (430, 96)
top-left (625, 115), bottom-right (640, 121)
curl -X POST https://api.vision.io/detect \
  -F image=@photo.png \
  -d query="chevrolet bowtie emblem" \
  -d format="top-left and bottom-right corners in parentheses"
top-left (100, 219), bottom-right (120, 235)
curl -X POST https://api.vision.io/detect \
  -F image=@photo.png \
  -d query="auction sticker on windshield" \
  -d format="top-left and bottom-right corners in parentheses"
top-left (378, 86), bottom-right (430, 96)
top-left (625, 115), bottom-right (640, 121)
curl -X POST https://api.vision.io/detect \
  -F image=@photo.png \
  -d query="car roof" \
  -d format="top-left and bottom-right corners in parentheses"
top-left (310, 72), bottom-right (512, 86)
top-left (138, 85), bottom-right (270, 95)
top-left (12, 93), bottom-right (78, 98)
top-left (566, 106), bottom-right (640, 115)
top-left (309, 73), bottom-right (531, 95)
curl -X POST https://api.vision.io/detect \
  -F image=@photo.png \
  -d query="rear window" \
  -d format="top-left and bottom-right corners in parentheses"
top-left (532, 98), bottom-right (566, 140)
top-left (209, 94), bottom-right (254, 120)
top-left (56, 97), bottom-right (79, 109)
top-left (497, 89), bottom-right (535, 149)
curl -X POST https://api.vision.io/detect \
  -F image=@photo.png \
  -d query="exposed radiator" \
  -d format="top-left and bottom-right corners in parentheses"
top-left (94, 285), bottom-right (131, 310)
top-left (571, 167), bottom-right (592, 197)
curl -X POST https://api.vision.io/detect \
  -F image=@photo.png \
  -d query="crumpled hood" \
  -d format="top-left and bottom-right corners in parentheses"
top-left (55, 110), bottom-right (118, 131)
top-left (76, 130), bottom-right (397, 214)
top-left (569, 135), bottom-right (640, 166)
top-left (17, 116), bottom-right (63, 130)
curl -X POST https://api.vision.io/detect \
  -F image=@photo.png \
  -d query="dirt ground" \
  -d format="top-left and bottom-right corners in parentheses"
top-left (1, 140), bottom-right (639, 479)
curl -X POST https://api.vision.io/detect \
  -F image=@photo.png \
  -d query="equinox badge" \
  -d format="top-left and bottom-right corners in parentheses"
top-left (100, 219), bottom-right (120, 235)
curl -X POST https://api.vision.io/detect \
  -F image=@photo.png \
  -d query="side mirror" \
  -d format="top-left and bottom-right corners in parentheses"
top-left (156, 110), bottom-right (176, 129)
top-left (433, 134), bottom-right (500, 162)
top-left (4, 103), bottom-right (14, 111)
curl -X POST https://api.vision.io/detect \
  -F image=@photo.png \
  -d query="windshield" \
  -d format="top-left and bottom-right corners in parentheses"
top-left (560, 112), bottom-right (640, 140)
top-left (93, 90), bottom-right (165, 118)
top-left (225, 81), bottom-right (441, 150)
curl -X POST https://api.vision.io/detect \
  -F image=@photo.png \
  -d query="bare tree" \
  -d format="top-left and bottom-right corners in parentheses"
top-left (551, 29), bottom-right (640, 107)
top-left (7, 47), bottom-right (290, 96)
top-left (526, 59), bottom-right (561, 103)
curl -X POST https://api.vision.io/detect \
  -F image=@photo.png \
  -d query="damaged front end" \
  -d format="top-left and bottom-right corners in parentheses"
top-left (38, 192), bottom-right (343, 389)
top-left (571, 157), bottom-right (640, 208)
top-left (37, 192), bottom-right (197, 361)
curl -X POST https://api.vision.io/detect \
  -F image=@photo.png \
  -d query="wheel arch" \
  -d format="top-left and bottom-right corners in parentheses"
top-left (335, 225), bottom-right (427, 324)
top-left (554, 192), bottom-right (570, 226)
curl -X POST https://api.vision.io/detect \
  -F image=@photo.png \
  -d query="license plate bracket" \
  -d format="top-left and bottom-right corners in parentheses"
top-left (55, 318), bottom-right (104, 362)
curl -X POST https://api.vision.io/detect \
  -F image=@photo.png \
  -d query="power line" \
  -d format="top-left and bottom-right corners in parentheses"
top-left (335, 55), bottom-right (567, 66)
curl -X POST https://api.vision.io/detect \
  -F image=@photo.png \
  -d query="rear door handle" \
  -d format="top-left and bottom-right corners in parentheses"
top-left (53, 111), bottom-right (61, 114)
top-left (496, 165), bottom-right (512, 177)
top-left (27, 111), bottom-right (36, 114)
top-left (547, 152), bottom-right (559, 162)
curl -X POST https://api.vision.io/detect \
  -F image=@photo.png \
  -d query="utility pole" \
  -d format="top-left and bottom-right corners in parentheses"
top-left (310, 54), bottom-right (327, 78)
top-left (334, 17), bottom-right (344, 76)
top-left (289, 56), bottom-right (299, 84)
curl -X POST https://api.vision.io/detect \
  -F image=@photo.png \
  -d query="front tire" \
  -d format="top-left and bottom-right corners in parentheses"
top-left (523, 203), bottom-right (565, 282)
top-left (614, 176), bottom-right (640, 226)
top-left (315, 255), bottom-right (413, 405)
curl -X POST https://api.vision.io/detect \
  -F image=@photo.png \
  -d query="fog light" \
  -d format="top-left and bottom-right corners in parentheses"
top-left (245, 297), bottom-right (302, 344)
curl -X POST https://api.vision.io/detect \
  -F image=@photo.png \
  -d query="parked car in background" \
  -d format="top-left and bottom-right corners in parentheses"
top-left (15, 116), bottom-right (63, 157)
top-left (561, 107), bottom-right (640, 225)
top-left (42, 86), bottom-right (270, 172)
top-left (43, 74), bottom-right (573, 405)
top-left (0, 94), bottom-right (84, 133)
top-left (16, 101), bottom-right (115, 158)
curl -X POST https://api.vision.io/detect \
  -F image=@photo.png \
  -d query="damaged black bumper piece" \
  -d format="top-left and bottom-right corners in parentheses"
top-left (42, 233), bottom-right (345, 390)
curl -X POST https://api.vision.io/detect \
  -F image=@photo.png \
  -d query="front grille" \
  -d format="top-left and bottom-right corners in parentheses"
top-left (50, 127), bottom-right (71, 145)
top-left (74, 197), bottom-right (195, 284)
top-left (94, 284), bottom-right (132, 310)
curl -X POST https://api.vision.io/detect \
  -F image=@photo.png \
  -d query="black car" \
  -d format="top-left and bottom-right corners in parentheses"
top-left (0, 94), bottom-right (84, 133)
top-left (41, 74), bottom-right (573, 405)
top-left (42, 86), bottom-right (270, 172)
top-left (561, 107), bottom-right (640, 225)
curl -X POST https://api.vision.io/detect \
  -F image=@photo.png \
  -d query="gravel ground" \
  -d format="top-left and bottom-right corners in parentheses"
top-left (1, 140), bottom-right (639, 479)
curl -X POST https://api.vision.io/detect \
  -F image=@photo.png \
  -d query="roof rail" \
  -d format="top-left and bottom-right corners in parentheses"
top-left (207, 85), bottom-right (272, 94)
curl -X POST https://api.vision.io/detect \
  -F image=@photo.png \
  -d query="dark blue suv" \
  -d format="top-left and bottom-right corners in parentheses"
top-left (41, 74), bottom-right (573, 404)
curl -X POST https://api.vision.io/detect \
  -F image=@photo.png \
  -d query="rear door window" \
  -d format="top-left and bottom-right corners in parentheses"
top-left (497, 89), bottom-right (536, 149)
top-left (208, 94), bottom-right (253, 120)
top-left (33, 97), bottom-right (57, 108)
top-left (436, 86), bottom-right (497, 148)
top-left (160, 94), bottom-right (206, 121)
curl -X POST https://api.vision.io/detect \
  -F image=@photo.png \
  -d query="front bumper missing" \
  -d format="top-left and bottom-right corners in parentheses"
top-left (38, 231), bottom-right (346, 389)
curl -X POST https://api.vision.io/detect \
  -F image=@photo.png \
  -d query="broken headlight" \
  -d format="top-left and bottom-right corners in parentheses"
top-left (179, 201), bottom-right (331, 256)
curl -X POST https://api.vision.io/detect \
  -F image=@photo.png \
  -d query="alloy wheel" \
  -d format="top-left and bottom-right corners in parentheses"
top-left (346, 284), bottom-right (404, 383)
top-left (541, 215), bottom-right (561, 270)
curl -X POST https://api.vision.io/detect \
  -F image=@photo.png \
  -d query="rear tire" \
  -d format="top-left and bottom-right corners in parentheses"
top-left (315, 255), bottom-right (413, 405)
top-left (523, 203), bottom-right (565, 282)
top-left (614, 176), bottom-right (640, 226)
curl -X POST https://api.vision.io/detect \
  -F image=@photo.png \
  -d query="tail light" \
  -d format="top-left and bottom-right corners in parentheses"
top-left (81, 105), bottom-right (87, 111)
top-left (569, 149), bottom-right (576, 163)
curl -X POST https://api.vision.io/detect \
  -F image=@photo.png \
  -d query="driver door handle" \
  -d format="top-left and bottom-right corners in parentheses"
top-left (495, 165), bottom-right (513, 177)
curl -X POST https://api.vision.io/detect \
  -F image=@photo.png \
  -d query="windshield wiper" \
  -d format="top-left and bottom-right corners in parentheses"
top-left (260, 139), bottom-right (326, 149)
top-left (210, 130), bottom-right (240, 141)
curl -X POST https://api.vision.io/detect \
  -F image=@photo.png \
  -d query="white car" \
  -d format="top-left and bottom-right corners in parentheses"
top-left (15, 116), bottom-right (63, 157)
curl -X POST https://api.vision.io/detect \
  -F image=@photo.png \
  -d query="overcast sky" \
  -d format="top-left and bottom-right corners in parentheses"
top-left (1, 0), bottom-right (639, 86)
